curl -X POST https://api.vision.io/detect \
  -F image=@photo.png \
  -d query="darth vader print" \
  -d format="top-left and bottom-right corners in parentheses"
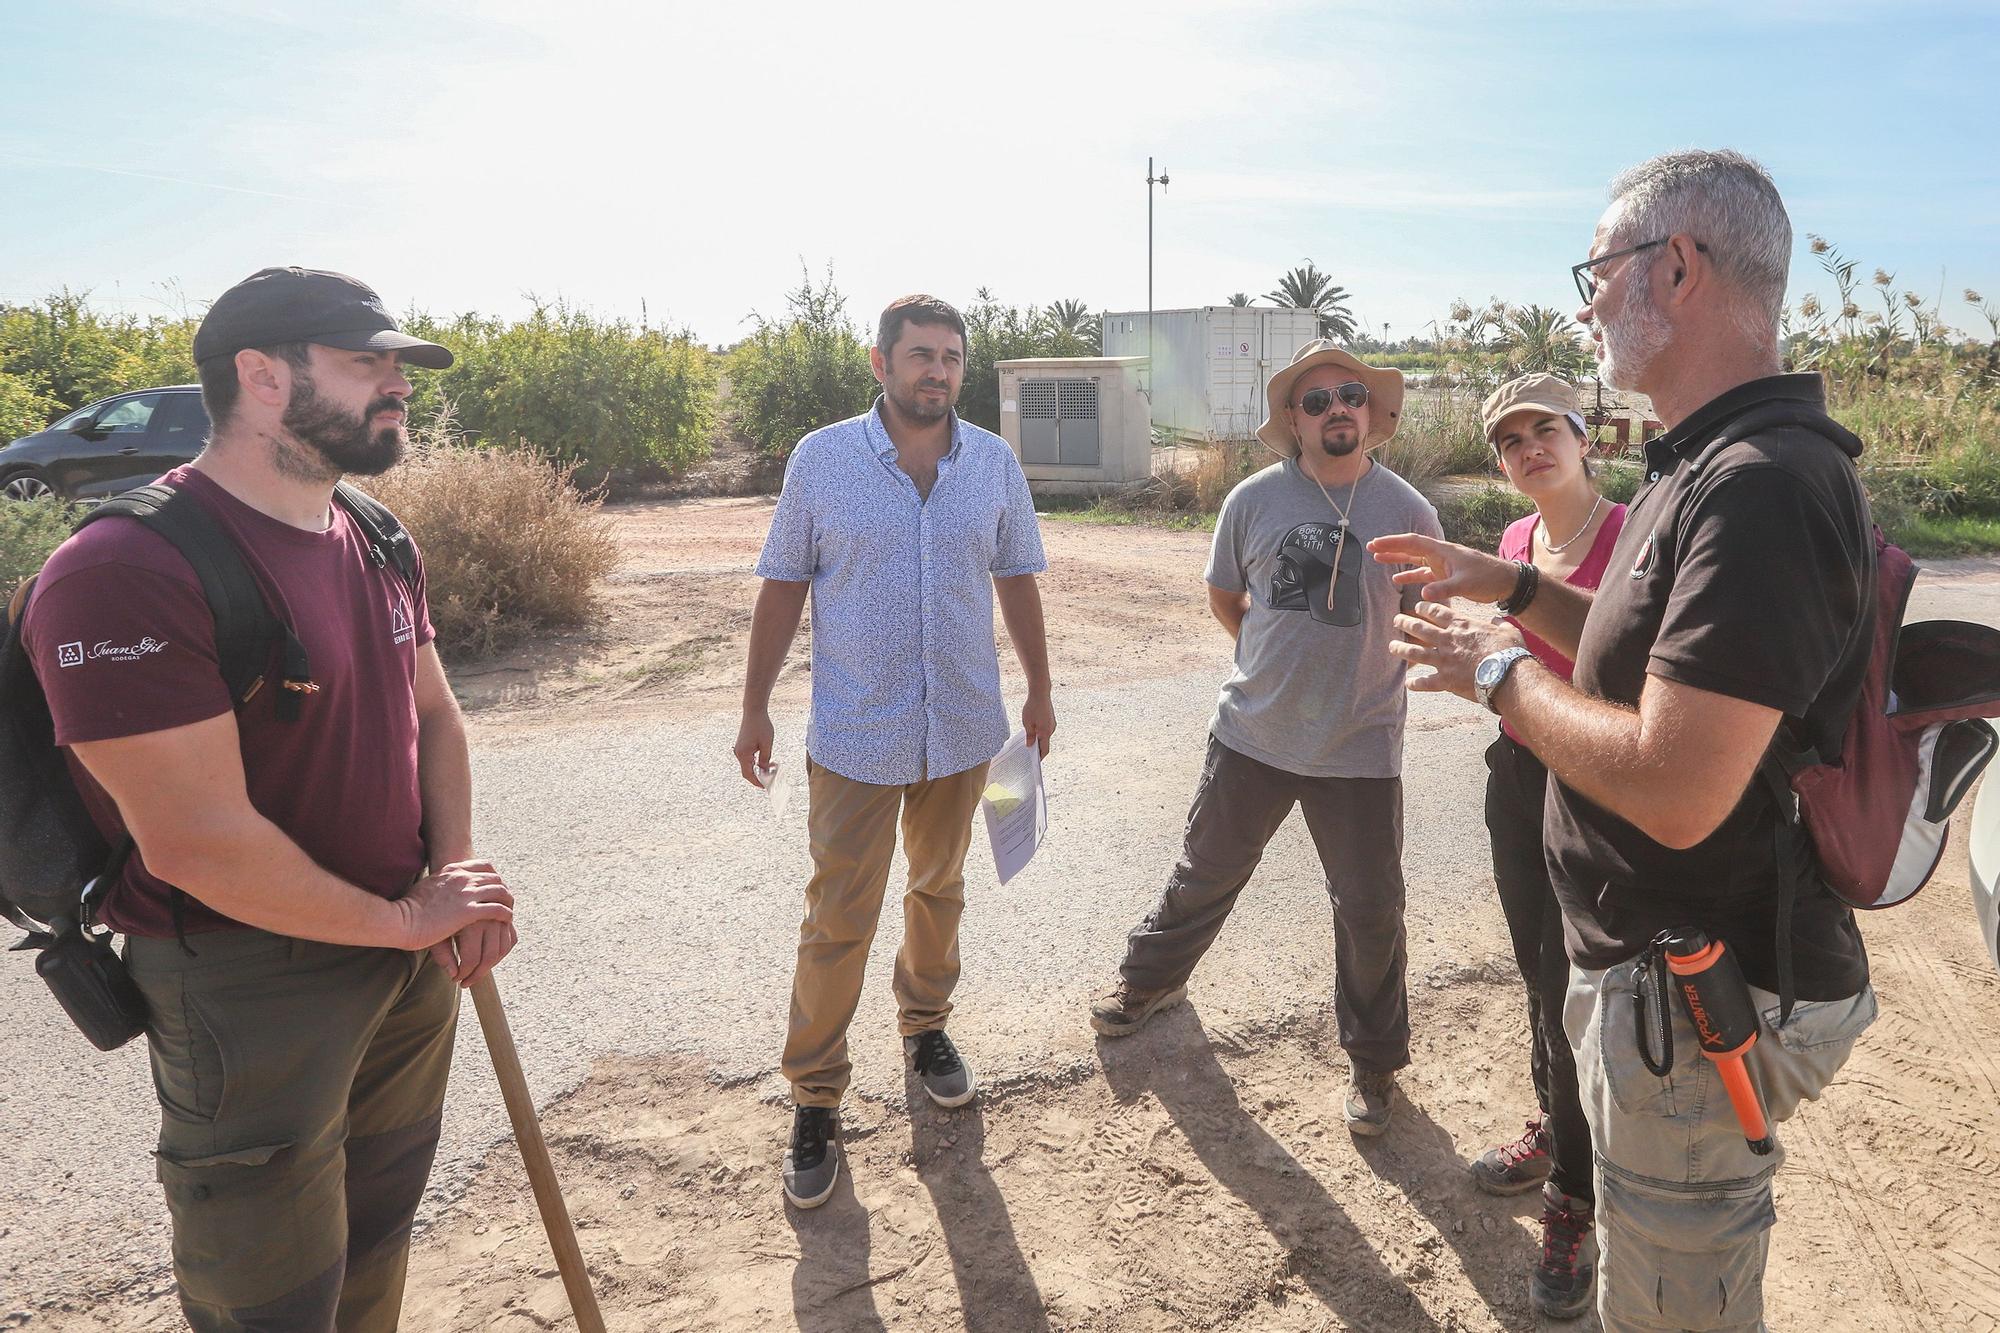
top-left (1271, 521), bottom-right (1362, 626)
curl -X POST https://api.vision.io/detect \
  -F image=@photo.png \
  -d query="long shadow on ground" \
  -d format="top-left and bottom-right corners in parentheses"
top-left (1097, 1003), bottom-right (1444, 1331)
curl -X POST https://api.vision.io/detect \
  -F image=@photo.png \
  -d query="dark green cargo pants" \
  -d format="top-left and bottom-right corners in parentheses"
top-left (127, 928), bottom-right (459, 1332)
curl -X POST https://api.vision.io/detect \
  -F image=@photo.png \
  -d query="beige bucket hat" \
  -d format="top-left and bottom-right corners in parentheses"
top-left (1256, 339), bottom-right (1405, 459)
top-left (1480, 373), bottom-right (1584, 443)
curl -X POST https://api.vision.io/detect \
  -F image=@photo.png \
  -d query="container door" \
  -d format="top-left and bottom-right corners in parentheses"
top-left (1057, 378), bottom-right (1100, 467)
top-left (1020, 380), bottom-right (1059, 464)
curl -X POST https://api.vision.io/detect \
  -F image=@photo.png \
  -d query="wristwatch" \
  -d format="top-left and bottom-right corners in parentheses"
top-left (1474, 646), bottom-right (1536, 714)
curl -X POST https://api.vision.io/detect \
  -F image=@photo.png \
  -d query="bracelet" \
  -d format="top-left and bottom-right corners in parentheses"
top-left (1497, 560), bottom-right (1539, 615)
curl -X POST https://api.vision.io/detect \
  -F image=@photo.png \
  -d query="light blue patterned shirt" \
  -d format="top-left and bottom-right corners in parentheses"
top-left (756, 398), bottom-right (1048, 785)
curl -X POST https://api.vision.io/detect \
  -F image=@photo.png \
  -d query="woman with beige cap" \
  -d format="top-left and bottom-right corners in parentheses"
top-left (1466, 372), bottom-right (1624, 1320)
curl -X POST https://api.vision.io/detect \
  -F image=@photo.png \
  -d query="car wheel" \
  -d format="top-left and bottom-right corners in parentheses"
top-left (1, 470), bottom-right (57, 502)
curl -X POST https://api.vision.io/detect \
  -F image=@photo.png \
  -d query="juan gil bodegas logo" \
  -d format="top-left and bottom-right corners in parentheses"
top-left (59, 637), bottom-right (170, 666)
top-left (390, 596), bottom-right (415, 646)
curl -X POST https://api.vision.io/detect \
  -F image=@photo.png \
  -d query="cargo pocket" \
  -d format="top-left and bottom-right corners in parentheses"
top-left (1596, 963), bottom-right (1686, 1118)
top-left (154, 1141), bottom-right (297, 1309)
top-left (1597, 1163), bottom-right (1776, 1329)
top-left (1756, 985), bottom-right (1879, 1120)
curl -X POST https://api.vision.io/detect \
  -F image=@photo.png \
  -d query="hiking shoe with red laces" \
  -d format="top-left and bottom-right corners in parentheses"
top-left (1531, 1182), bottom-right (1596, 1321)
top-left (1469, 1114), bottom-right (1554, 1196)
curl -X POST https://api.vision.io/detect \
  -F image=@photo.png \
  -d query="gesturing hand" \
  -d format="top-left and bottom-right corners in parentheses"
top-left (1388, 601), bottom-right (1528, 703)
top-left (1367, 532), bottom-right (1520, 606)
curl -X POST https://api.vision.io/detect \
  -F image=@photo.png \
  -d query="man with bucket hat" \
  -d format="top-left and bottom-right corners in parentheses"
top-left (1090, 339), bottom-right (1442, 1134)
top-left (20, 267), bottom-right (516, 1330)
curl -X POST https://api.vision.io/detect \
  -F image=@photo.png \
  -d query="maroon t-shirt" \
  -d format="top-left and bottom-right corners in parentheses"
top-left (22, 466), bottom-right (434, 937)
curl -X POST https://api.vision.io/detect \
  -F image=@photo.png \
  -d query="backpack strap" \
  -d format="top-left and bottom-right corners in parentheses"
top-left (78, 486), bottom-right (288, 709)
top-left (333, 482), bottom-right (418, 585)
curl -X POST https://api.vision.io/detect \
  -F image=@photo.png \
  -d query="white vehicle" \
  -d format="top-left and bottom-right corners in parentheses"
top-left (1972, 772), bottom-right (2000, 972)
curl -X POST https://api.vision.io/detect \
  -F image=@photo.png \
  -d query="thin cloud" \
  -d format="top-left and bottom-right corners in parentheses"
top-left (0, 151), bottom-right (315, 204)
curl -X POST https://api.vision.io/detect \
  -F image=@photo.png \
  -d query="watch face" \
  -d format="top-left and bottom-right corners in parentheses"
top-left (1476, 656), bottom-right (1506, 689)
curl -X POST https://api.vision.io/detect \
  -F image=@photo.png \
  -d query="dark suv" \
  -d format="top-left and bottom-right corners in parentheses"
top-left (0, 385), bottom-right (209, 503)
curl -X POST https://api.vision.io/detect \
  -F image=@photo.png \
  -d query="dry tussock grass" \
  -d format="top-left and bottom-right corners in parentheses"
top-left (365, 412), bottom-right (620, 658)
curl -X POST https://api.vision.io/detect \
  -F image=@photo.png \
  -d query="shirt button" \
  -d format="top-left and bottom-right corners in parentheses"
top-left (1648, 471), bottom-right (1659, 481)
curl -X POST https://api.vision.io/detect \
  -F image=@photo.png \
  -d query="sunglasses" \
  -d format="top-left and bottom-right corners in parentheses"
top-left (1297, 382), bottom-right (1369, 417)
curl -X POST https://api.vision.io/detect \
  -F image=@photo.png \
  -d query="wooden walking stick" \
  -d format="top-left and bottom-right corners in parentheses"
top-left (470, 976), bottom-right (607, 1333)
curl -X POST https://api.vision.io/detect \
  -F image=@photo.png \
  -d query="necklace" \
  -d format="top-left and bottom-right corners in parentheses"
top-left (1539, 492), bottom-right (1605, 555)
top-left (1305, 459), bottom-right (1369, 611)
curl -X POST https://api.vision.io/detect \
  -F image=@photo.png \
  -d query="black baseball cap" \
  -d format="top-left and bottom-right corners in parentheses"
top-left (193, 267), bottom-right (453, 369)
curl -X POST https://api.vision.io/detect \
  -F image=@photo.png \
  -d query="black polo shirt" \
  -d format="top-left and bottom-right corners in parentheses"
top-left (1544, 373), bottom-right (1873, 998)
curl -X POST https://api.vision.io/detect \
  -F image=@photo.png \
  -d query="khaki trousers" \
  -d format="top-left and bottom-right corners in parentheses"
top-left (1566, 957), bottom-right (1877, 1331)
top-left (127, 928), bottom-right (459, 1333)
top-left (783, 755), bottom-right (989, 1108)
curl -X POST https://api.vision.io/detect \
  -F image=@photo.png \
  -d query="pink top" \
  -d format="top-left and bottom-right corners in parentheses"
top-left (1497, 502), bottom-right (1627, 742)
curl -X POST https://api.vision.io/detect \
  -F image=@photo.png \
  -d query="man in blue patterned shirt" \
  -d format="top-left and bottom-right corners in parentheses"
top-left (735, 294), bottom-right (1055, 1209)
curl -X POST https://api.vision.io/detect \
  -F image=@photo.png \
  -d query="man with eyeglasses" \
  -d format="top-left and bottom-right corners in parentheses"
top-left (1090, 339), bottom-right (1442, 1136)
top-left (1374, 150), bottom-right (1877, 1329)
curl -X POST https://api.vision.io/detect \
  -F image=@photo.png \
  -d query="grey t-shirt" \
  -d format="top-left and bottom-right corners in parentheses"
top-left (1204, 457), bottom-right (1443, 778)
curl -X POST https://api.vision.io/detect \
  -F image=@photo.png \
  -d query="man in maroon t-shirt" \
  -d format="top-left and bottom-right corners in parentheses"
top-left (23, 267), bottom-right (517, 1332)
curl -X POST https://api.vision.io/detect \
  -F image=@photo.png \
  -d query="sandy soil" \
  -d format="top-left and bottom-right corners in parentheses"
top-left (29, 497), bottom-right (2000, 1332)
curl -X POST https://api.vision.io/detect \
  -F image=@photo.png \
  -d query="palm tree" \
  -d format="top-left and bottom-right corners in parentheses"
top-left (1264, 262), bottom-right (1356, 341)
top-left (1040, 298), bottom-right (1099, 355)
top-left (1226, 292), bottom-right (1252, 307)
top-left (1496, 304), bottom-right (1590, 378)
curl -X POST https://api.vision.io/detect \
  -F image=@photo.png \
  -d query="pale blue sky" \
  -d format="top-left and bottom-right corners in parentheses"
top-left (4, 0), bottom-right (1995, 345)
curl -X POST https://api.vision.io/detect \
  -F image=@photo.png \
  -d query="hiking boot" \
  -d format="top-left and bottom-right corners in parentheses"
top-left (1531, 1183), bottom-right (1596, 1320)
top-left (906, 1029), bottom-right (977, 1108)
top-left (781, 1106), bottom-right (841, 1209)
top-left (1470, 1114), bottom-right (1554, 1196)
top-left (1344, 1068), bottom-right (1398, 1136)
top-left (1088, 979), bottom-right (1187, 1037)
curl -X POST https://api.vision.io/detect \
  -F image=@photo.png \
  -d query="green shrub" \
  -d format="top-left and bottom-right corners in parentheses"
top-left (362, 410), bottom-right (621, 658)
top-left (727, 267), bottom-right (878, 455)
top-left (1381, 390), bottom-right (1496, 490)
top-left (0, 375), bottom-right (59, 443)
top-left (403, 304), bottom-right (712, 481)
top-left (0, 497), bottom-right (78, 596)
top-left (0, 291), bottom-right (198, 416)
top-left (1434, 485), bottom-right (1534, 552)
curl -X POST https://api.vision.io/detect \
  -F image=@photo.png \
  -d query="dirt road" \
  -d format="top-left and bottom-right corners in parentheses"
top-left (7, 498), bottom-right (1999, 1331)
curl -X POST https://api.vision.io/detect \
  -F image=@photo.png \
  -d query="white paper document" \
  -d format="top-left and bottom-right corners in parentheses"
top-left (980, 729), bottom-right (1048, 884)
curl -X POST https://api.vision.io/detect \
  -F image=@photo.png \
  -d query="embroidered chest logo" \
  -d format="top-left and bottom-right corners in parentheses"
top-left (390, 597), bottom-right (415, 647)
top-left (1630, 530), bottom-right (1658, 580)
top-left (80, 637), bottom-right (169, 663)
top-left (56, 642), bottom-right (83, 668)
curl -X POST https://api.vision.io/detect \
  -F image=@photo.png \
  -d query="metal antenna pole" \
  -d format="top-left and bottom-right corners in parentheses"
top-left (1147, 157), bottom-right (1169, 370)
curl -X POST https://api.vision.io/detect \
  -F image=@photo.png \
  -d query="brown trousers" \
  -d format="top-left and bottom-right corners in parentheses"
top-left (783, 755), bottom-right (989, 1108)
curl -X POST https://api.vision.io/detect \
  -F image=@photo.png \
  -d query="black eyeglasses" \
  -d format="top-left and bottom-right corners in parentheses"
top-left (1571, 237), bottom-right (1708, 305)
top-left (1297, 382), bottom-right (1368, 416)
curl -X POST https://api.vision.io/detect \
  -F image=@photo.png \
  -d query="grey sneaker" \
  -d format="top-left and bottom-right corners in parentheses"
top-left (906, 1029), bottom-right (976, 1108)
top-left (1345, 1068), bottom-right (1397, 1136)
top-left (1088, 980), bottom-right (1188, 1037)
top-left (781, 1106), bottom-right (841, 1209)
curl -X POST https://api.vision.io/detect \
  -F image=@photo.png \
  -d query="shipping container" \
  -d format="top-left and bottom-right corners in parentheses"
top-left (1101, 306), bottom-right (1322, 441)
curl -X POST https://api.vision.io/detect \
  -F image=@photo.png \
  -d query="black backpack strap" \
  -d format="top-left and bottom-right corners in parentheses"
top-left (333, 482), bottom-right (418, 584)
top-left (78, 486), bottom-right (285, 708)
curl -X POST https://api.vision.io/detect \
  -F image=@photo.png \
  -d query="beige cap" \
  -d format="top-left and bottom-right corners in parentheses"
top-left (1256, 339), bottom-right (1405, 459)
top-left (1481, 373), bottom-right (1582, 443)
